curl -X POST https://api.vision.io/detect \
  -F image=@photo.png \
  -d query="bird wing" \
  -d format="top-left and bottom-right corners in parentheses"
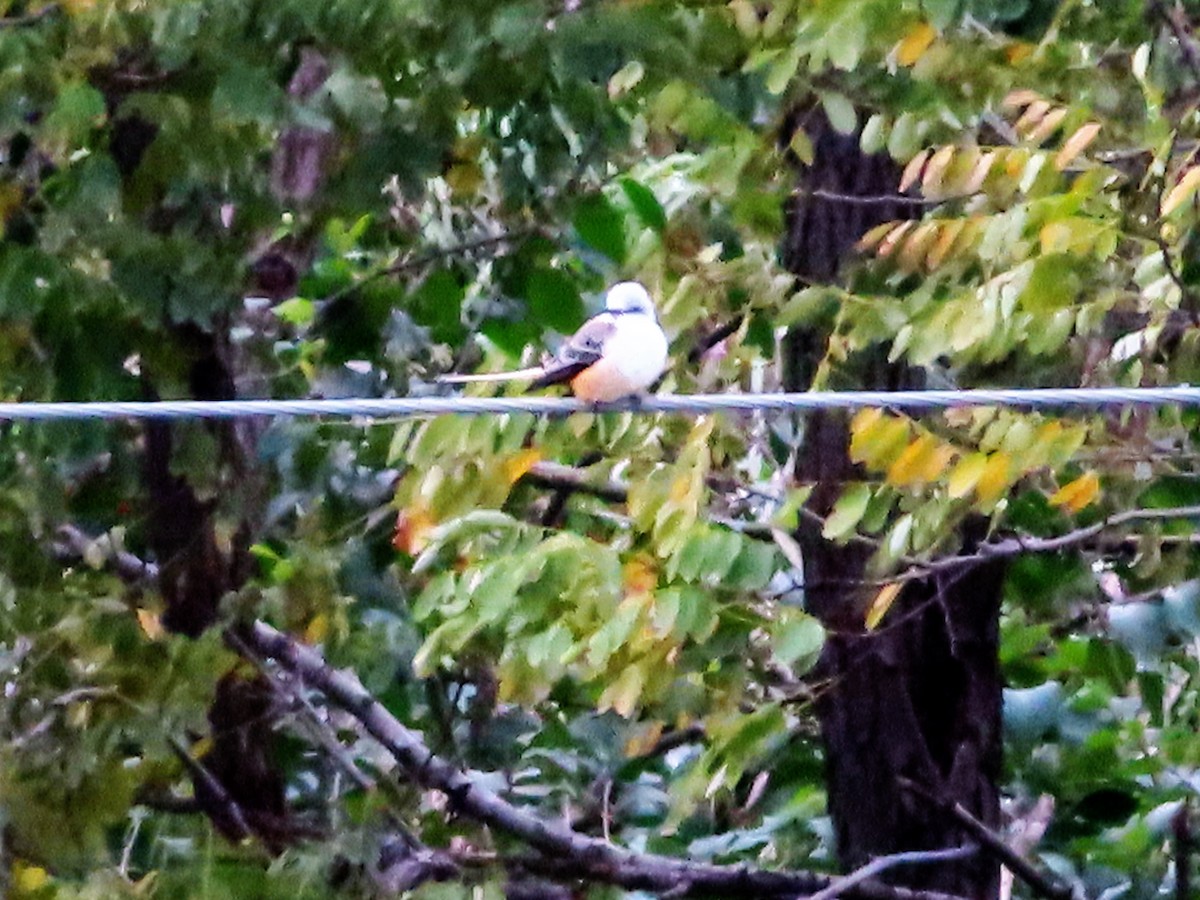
top-left (528, 314), bottom-right (616, 389)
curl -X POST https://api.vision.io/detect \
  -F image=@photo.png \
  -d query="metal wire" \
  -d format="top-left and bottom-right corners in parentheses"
top-left (0, 386), bottom-right (1198, 421)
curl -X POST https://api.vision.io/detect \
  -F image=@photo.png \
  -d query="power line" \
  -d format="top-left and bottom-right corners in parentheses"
top-left (0, 386), bottom-right (1199, 421)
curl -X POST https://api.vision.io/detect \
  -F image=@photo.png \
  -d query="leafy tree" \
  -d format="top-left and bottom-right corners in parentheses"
top-left (0, 1), bottom-right (1197, 899)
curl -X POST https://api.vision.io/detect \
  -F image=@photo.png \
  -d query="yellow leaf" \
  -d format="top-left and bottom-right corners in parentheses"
top-left (926, 219), bottom-right (966, 270)
top-left (1049, 471), bottom-right (1101, 513)
top-left (669, 473), bottom-right (693, 505)
top-left (624, 720), bottom-right (665, 757)
top-left (1162, 166), bottom-right (1200, 215)
top-left (304, 612), bottom-right (329, 644)
top-left (600, 664), bottom-right (646, 718)
top-left (849, 412), bottom-right (911, 468)
top-left (851, 406), bottom-right (884, 434)
top-left (975, 452), bottom-right (1013, 505)
top-left (896, 21), bottom-right (936, 66)
top-left (899, 149), bottom-right (929, 193)
top-left (12, 861), bottom-right (49, 893)
top-left (865, 583), bottom-right (902, 630)
top-left (445, 162), bottom-right (483, 197)
top-left (623, 556), bottom-right (658, 595)
top-left (1040, 221), bottom-right (1073, 254)
top-left (190, 735), bottom-right (214, 758)
top-left (1005, 42), bottom-right (1034, 64)
top-left (897, 221), bottom-right (940, 272)
top-left (136, 608), bottom-right (165, 641)
top-left (502, 448), bottom-right (542, 484)
top-left (1055, 122), bottom-right (1101, 170)
top-left (947, 452), bottom-right (988, 499)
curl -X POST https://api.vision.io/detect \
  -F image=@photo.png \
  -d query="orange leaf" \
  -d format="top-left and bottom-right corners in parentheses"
top-left (857, 221), bottom-right (898, 251)
top-left (137, 608), bottom-right (165, 641)
top-left (921, 145), bottom-right (957, 197)
top-left (1026, 107), bottom-right (1067, 145)
top-left (394, 504), bottom-right (436, 555)
top-left (877, 221), bottom-right (916, 258)
top-left (1002, 89), bottom-right (1041, 110)
top-left (1162, 166), bottom-right (1200, 216)
top-left (896, 21), bottom-right (936, 67)
top-left (1049, 471), bottom-right (1101, 513)
top-left (623, 556), bottom-right (658, 595)
top-left (1055, 122), bottom-right (1101, 170)
top-left (1014, 99), bottom-right (1051, 135)
top-left (624, 721), bottom-right (665, 757)
top-left (899, 149), bottom-right (930, 193)
top-left (886, 433), bottom-right (951, 486)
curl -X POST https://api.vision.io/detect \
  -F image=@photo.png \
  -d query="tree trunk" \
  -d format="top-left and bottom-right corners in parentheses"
top-left (783, 112), bottom-right (1004, 899)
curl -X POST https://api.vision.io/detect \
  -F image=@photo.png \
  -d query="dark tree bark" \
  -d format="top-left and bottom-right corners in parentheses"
top-left (783, 111), bottom-right (1005, 899)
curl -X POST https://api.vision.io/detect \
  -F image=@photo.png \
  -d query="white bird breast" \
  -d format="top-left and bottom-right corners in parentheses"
top-left (605, 314), bottom-right (668, 392)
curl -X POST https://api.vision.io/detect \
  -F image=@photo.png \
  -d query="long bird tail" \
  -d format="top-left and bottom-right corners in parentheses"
top-left (436, 366), bottom-right (546, 384)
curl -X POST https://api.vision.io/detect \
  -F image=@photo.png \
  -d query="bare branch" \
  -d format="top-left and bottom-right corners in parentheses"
top-left (54, 523), bottom-right (159, 583)
top-left (167, 736), bottom-right (252, 841)
top-left (236, 620), bottom-right (967, 900)
top-left (899, 779), bottom-right (1075, 900)
top-left (807, 846), bottom-right (977, 900)
top-left (891, 503), bottom-right (1200, 586)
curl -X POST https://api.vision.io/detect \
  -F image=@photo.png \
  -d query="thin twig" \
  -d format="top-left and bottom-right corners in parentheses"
top-left (801, 188), bottom-right (945, 207)
top-left (806, 845), bottom-right (977, 900)
top-left (324, 226), bottom-right (550, 305)
top-left (523, 461), bottom-right (780, 539)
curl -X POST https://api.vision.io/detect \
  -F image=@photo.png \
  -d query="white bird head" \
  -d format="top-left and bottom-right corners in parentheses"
top-left (604, 281), bottom-right (656, 317)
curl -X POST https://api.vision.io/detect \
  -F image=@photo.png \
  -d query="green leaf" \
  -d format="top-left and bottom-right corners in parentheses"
top-left (526, 269), bottom-right (585, 333)
top-left (620, 177), bottom-right (667, 233)
top-left (409, 270), bottom-right (466, 343)
top-left (771, 611), bottom-right (824, 671)
top-left (818, 91), bottom-right (857, 135)
top-left (822, 483), bottom-right (872, 540)
top-left (573, 194), bottom-right (627, 263)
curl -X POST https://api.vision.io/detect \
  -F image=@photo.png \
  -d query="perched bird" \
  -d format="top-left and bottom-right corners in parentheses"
top-left (438, 281), bottom-right (669, 402)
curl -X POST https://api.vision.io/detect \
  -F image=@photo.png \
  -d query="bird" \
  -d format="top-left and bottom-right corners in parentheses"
top-left (437, 281), bottom-right (669, 402)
